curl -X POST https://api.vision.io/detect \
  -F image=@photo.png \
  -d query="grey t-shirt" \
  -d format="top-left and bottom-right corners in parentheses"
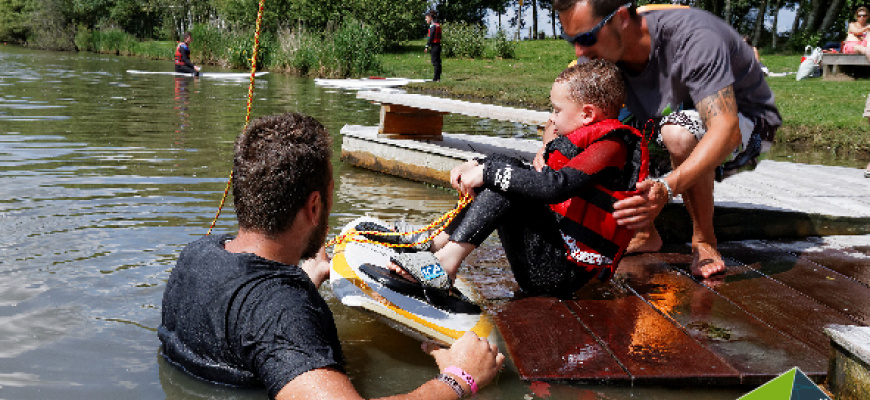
top-left (621, 8), bottom-right (781, 127)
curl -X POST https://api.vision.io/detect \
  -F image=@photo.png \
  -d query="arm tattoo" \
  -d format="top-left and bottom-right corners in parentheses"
top-left (697, 86), bottom-right (737, 128)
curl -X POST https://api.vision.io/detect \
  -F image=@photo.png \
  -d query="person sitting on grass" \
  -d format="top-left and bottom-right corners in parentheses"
top-left (369, 60), bottom-right (648, 298)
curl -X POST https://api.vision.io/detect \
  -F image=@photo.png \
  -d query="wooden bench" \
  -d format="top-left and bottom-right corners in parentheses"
top-left (820, 53), bottom-right (870, 79)
top-left (356, 91), bottom-right (550, 140)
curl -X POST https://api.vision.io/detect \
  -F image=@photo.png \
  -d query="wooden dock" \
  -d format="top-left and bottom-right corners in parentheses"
top-left (461, 234), bottom-right (870, 386)
top-left (341, 91), bottom-right (870, 391)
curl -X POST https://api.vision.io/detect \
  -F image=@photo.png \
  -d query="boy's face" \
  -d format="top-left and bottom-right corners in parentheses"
top-left (550, 81), bottom-right (588, 136)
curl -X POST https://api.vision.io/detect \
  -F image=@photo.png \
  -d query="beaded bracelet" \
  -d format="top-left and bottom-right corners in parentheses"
top-left (444, 366), bottom-right (478, 395)
top-left (435, 373), bottom-right (467, 398)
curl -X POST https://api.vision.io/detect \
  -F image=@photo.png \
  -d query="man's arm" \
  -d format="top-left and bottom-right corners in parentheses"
top-left (667, 86), bottom-right (741, 194)
top-left (613, 86), bottom-right (741, 228)
top-left (275, 331), bottom-right (505, 400)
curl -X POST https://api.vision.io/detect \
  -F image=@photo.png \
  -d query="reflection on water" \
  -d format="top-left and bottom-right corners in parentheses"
top-left (0, 45), bottom-right (751, 400)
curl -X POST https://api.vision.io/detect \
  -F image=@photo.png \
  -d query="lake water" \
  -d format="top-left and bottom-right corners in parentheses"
top-left (3, 44), bottom-right (842, 400)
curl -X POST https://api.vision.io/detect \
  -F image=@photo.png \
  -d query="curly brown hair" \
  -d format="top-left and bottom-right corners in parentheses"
top-left (555, 59), bottom-right (625, 118)
top-left (232, 113), bottom-right (333, 236)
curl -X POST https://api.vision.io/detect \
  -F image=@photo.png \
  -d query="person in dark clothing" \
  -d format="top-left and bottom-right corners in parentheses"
top-left (425, 10), bottom-right (442, 81)
top-left (159, 112), bottom-right (504, 400)
top-left (174, 32), bottom-right (201, 76)
top-left (381, 60), bottom-right (647, 298)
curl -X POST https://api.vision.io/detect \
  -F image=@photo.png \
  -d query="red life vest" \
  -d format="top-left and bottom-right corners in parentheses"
top-left (546, 119), bottom-right (649, 282)
top-left (428, 22), bottom-right (442, 44)
top-left (175, 42), bottom-right (187, 66)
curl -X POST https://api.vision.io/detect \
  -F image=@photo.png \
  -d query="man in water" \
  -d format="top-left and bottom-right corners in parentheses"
top-left (159, 113), bottom-right (504, 399)
top-left (546, 0), bottom-right (780, 278)
top-left (174, 32), bottom-right (201, 76)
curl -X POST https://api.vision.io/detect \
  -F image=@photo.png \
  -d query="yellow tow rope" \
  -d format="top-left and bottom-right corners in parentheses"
top-left (206, 0), bottom-right (471, 247)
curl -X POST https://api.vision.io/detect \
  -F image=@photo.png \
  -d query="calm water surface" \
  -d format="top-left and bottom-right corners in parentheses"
top-left (3, 45), bottom-right (838, 400)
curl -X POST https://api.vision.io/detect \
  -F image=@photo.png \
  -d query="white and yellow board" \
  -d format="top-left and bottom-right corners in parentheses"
top-left (330, 216), bottom-right (495, 345)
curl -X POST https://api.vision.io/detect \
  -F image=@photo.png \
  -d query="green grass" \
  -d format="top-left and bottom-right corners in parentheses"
top-left (379, 40), bottom-right (870, 155)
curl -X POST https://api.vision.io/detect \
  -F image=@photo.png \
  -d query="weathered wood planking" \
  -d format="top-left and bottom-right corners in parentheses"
top-left (717, 241), bottom-right (870, 325)
top-left (461, 235), bottom-right (870, 385)
top-left (617, 253), bottom-right (828, 384)
top-left (357, 90), bottom-right (550, 127)
top-left (492, 297), bottom-right (629, 382)
top-left (566, 291), bottom-right (741, 385)
top-left (653, 251), bottom-right (858, 355)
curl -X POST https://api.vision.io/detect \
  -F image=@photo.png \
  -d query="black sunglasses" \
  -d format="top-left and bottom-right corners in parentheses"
top-left (561, 3), bottom-right (631, 47)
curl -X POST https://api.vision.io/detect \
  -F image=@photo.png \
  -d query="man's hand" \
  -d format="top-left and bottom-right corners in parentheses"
top-left (300, 247), bottom-right (331, 288)
top-left (424, 331), bottom-right (505, 390)
top-left (613, 179), bottom-right (669, 230)
top-left (450, 160), bottom-right (483, 197)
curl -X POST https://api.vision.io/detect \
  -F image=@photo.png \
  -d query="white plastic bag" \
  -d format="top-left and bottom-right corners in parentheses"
top-left (796, 46), bottom-right (822, 81)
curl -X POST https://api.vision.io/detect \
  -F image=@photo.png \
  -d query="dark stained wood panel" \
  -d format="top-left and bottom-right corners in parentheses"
top-left (618, 253), bottom-right (828, 383)
top-left (492, 297), bottom-right (629, 382)
top-left (718, 241), bottom-right (870, 326)
top-left (652, 251), bottom-right (857, 355)
top-left (566, 287), bottom-right (741, 385)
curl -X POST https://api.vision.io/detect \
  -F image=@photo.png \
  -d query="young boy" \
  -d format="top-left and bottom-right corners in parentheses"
top-left (375, 60), bottom-right (648, 298)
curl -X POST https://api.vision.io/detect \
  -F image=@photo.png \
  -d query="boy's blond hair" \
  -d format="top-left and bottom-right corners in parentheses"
top-left (555, 60), bottom-right (625, 119)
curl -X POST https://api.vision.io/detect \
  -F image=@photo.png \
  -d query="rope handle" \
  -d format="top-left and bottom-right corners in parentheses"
top-left (325, 193), bottom-right (472, 249)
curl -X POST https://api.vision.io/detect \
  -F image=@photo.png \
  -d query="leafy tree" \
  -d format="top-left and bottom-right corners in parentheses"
top-left (0, 0), bottom-right (28, 42)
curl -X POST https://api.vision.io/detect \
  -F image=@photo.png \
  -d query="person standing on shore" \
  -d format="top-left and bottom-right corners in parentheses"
top-left (425, 10), bottom-right (442, 82)
top-left (174, 32), bottom-right (201, 76)
top-left (545, 0), bottom-right (780, 278)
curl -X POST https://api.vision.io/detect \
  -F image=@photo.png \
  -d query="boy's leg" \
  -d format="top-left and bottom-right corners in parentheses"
top-left (497, 201), bottom-right (595, 297)
top-left (435, 189), bottom-right (513, 278)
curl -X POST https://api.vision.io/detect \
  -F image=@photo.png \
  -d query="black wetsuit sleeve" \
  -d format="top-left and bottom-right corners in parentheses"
top-left (481, 138), bottom-right (628, 204)
top-left (181, 46), bottom-right (195, 69)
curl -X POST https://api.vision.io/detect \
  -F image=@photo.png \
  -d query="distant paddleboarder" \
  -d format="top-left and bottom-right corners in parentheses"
top-left (174, 32), bottom-right (201, 76)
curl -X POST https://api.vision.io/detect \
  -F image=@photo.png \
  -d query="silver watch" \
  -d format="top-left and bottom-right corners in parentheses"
top-left (651, 178), bottom-right (673, 203)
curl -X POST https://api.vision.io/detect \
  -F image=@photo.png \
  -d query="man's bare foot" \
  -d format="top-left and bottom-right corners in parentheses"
top-left (691, 243), bottom-right (726, 278)
top-left (626, 226), bottom-right (663, 254)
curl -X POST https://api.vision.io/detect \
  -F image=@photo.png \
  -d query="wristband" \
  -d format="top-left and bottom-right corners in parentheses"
top-left (651, 178), bottom-right (673, 203)
top-left (435, 373), bottom-right (466, 398)
top-left (444, 366), bottom-right (478, 395)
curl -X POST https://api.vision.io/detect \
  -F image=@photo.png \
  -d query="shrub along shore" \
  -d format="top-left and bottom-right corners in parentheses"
top-left (75, 31), bottom-right (869, 158)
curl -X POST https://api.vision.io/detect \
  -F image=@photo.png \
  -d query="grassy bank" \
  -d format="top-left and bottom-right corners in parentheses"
top-left (75, 31), bottom-right (868, 155)
top-left (383, 40), bottom-right (870, 155)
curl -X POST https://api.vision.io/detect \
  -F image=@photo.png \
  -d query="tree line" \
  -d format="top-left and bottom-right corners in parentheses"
top-left (0, 0), bottom-right (862, 52)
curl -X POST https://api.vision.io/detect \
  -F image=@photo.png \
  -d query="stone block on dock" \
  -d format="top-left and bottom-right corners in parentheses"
top-left (825, 325), bottom-right (870, 400)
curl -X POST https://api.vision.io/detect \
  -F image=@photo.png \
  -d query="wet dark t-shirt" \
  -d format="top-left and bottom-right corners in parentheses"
top-left (159, 234), bottom-right (345, 398)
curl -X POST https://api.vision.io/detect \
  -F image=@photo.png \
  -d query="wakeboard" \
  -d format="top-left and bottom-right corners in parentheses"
top-left (330, 216), bottom-right (496, 345)
top-left (126, 70), bottom-right (268, 79)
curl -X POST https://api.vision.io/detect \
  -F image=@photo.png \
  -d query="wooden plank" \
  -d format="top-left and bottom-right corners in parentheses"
top-left (566, 283), bottom-right (740, 385)
top-left (617, 253), bottom-right (828, 383)
top-left (717, 240), bottom-right (870, 326)
top-left (358, 90), bottom-right (550, 127)
top-left (821, 54), bottom-right (870, 66)
top-left (379, 104), bottom-right (444, 138)
top-left (653, 250), bottom-right (858, 354)
top-left (492, 297), bottom-right (629, 382)
top-left (766, 237), bottom-right (870, 287)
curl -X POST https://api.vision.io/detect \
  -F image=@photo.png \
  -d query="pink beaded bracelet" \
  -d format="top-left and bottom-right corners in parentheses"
top-left (444, 366), bottom-right (478, 395)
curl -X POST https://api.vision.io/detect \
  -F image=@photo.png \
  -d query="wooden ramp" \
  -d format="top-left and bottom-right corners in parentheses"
top-left (461, 235), bottom-right (870, 386)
